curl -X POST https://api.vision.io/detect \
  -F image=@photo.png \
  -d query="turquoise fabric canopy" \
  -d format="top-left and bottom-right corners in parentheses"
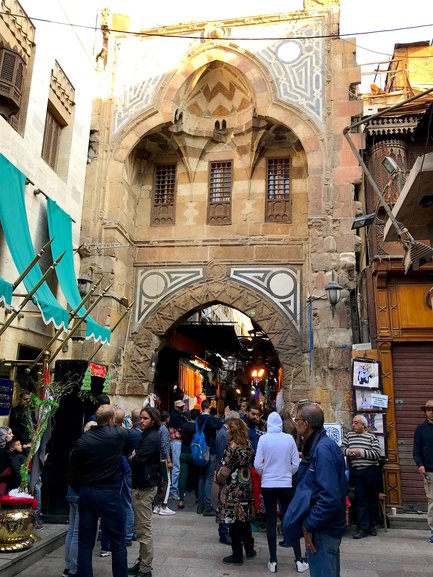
top-left (0, 153), bottom-right (69, 329)
top-left (0, 278), bottom-right (13, 307)
top-left (47, 198), bottom-right (110, 344)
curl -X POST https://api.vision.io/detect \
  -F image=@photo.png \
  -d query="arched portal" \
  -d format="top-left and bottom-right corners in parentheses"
top-left (123, 263), bottom-right (309, 405)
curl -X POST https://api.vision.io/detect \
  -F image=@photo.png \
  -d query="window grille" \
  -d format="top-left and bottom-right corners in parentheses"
top-left (209, 161), bottom-right (232, 203)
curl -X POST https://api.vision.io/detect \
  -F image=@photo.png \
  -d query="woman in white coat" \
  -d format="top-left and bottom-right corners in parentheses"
top-left (254, 411), bottom-right (308, 574)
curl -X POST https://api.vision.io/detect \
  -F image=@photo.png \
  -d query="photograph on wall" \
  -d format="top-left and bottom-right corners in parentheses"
top-left (376, 434), bottom-right (387, 458)
top-left (361, 412), bottom-right (385, 435)
top-left (355, 389), bottom-right (384, 412)
top-left (352, 358), bottom-right (380, 390)
top-left (324, 422), bottom-right (343, 446)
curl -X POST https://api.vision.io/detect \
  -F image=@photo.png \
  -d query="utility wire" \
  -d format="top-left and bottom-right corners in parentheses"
top-left (1, 10), bottom-right (432, 41)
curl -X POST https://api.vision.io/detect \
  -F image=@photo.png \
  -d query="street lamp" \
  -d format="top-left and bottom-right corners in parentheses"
top-left (325, 278), bottom-right (342, 318)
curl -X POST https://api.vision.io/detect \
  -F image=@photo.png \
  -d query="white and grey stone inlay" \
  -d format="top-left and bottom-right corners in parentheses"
top-left (135, 267), bottom-right (204, 325)
top-left (230, 266), bottom-right (301, 331)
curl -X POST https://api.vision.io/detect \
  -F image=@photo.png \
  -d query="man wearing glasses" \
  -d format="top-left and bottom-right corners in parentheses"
top-left (413, 400), bottom-right (433, 543)
top-left (283, 403), bottom-right (346, 577)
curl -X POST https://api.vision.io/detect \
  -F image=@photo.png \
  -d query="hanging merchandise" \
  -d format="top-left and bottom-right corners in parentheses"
top-left (81, 367), bottom-right (92, 392)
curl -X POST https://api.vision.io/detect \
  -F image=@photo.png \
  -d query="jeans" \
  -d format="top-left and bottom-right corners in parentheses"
top-left (131, 487), bottom-right (157, 573)
top-left (351, 465), bottom-right (380, 532)
top-left (170, 441), bottom-right (182, 496)
top-left (120, 472), bottom-right (135, 542)
top-left (77, 486), bottom-right (127, 577)
top-left (262, 487), bottom-right (302, 563)
top-left (198, 453), bottom-right (216, 509)
top-left (307, 532), bottom-right (341, 577)
top-left (65, 502), bottom-right (79, 574)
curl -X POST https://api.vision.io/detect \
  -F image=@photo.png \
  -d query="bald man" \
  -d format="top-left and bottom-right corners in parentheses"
top-left (68, 405), bottom-right (130, 577)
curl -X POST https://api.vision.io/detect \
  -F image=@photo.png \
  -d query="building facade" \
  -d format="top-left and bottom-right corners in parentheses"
top-left (79, 0), bottom-right (362, 421)
top-left (0, 0), bottom-right (99, 412)
top-left (358, 41), bottom-right (433, 509)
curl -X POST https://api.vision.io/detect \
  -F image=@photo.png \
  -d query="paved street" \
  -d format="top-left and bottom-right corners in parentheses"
top-left (15, 493), bottom-right (432, 577)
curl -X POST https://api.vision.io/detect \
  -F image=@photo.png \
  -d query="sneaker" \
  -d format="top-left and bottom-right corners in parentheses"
top-left (295, 560), bottom-right (309, 573)
top-left (99, 550), bottom-right (111, 557)
top-left (35, 521), bottom-right (44, 530)
top-left (159, 506), bottom-right (176, 516)
top-left (202, 507), bottom-right (216, 517)
top-left (246, 550), bottom-right (257, 559)
top-left (197, 504), bottom-right (204, 514)
top-left (278, 540), bottom-right (289, 548)
top-left (219, 537), bottom-right (232, 545)
top-left (152, 506), bottom-right (160, 514)
top-left (429, 534), bottom-right (433, 543)
top-left (62, 570), bottom-right (70, 577)
top-left (267, 561), bottom-right (278, 573)
top-left (353, 530), bottom-right (368, 539)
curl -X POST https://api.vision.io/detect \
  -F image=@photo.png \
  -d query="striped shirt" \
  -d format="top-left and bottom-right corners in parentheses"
top-left (341, 431), bottom-right (380, 470)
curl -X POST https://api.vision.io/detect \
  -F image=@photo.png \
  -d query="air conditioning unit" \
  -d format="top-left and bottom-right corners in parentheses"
top-left (363, 104), bottom-right (378, 117)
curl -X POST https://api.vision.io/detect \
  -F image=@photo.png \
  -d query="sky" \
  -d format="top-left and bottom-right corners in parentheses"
top-left (111, 0), bottom-right (432, 92)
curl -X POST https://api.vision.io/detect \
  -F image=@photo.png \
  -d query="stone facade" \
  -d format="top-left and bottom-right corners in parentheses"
top-left (79, 0), bottom-right (362, 422)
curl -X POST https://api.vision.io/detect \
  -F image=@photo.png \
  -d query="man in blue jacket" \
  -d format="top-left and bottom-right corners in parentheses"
top-left (283, 403), bottom-right (346, 577)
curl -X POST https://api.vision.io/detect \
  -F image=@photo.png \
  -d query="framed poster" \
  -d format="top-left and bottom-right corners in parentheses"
top-left (352, 358), bottom-right (380, 390)
top-left (361, 412), bottom-right (385, 434)
top-left (355, 389), bottom-right (384, 412)
top-left (324, 422), bottom-right (343, 446)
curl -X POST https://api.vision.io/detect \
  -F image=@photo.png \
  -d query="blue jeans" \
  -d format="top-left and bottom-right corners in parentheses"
top-left (65, 502), bottom-right (79, 574)
top-left (170, 440), bottom-right (182, 496)
top-left (198, 453), bottom-right (216, 509)
top-left (120, 472), bottom-right (135, 542)
top-left (307, 532), bottom-right (341, 577)
top-left (77, 486), bottom-right (127, 577)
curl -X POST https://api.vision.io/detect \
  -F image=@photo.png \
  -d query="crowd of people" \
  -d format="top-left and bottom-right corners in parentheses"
top-left (3, 387), bottom-right (433, 577)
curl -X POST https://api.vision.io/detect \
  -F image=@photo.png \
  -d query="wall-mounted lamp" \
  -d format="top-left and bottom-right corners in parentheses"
top-left (325, 278), bottom-right (342, 318)
top-left (77, 275), bottom-right (92, 296)
top-left (351, 212), bottom-right (376, 230)
top-left (382, 155), bottom-right (405, 188)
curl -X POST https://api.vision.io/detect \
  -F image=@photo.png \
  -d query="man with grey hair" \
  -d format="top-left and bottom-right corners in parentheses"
top-left (342, 413), bottom-right (381, 539)
top-left (283, 403), bottom-right (346, 577)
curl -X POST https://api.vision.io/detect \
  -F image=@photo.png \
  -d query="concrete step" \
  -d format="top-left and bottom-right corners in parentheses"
top-left (388, 512), bottom-right (429, 530)
top-left (0, 524), bottom-right (67, 577)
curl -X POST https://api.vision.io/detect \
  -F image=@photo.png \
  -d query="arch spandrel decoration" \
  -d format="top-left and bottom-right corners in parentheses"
top-left (112, 18), bottom-right (325, 137)
top-left (126, 264), bottom-right (307, 391)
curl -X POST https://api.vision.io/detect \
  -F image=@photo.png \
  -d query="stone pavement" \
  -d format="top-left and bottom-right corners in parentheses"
top-left (13, 492), bottom-right (433, 577)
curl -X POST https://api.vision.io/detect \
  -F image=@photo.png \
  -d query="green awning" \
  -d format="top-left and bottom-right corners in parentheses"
top-left (0, 153), bottom-right (69, 329)
top-left (47, 199), bottom-right (110, 344)
top-left (0, 278), bottom-right (12, 307)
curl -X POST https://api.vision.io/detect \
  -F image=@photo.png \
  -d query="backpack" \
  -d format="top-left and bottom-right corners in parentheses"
top-left (191, 416), bottom-right (210, 467)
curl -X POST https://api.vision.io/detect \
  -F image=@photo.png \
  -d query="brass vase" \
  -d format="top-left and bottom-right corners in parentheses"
top-left (0, 507), bottom-right (39, 551)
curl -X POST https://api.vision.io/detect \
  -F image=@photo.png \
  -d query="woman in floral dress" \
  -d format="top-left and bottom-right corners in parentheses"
top-left (215, 418), bottom-right (256, 565)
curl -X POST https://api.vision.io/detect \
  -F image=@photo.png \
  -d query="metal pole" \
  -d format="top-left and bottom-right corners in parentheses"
top-left (12, 239), bottom-right (54, 289)
top-left (0, 251), bottom-right (66, 338)
top-left (30, 278), bottom-right (104, 369)
top-left (87, 300), bottom-right (135, 362)
top-left (48, 284), bottom-right (113, 363)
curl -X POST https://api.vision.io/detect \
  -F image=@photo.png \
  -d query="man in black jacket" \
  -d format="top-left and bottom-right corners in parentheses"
top-left (67, 405), bottom-right (129, 577)
top-left (413, 399), bottom-right (433, 543)
top-left (128, 407), bottom-right (161, 577)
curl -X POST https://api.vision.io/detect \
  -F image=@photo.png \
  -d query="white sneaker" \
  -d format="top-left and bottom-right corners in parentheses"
top-left (152, 506), bottom-right (160, 514)
top-left (159, 506), bottom-right (176, 516)
top-left (267, 561), bottom-right (278, 573)
top-left (295, 560), bottom-right (309, 573)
